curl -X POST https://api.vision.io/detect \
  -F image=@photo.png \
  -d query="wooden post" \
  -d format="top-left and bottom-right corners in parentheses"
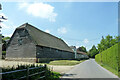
top-left (44, 64), bottom-right (47, 68)
top-left (26, 67), bottom-right (29, 80)
top-left (44, 64), bottom-right (47, 79)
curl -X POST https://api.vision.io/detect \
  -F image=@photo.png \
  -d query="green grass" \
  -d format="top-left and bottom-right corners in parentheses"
top-left (48, 60), bottom-right (85, 66)
top-left (46, 71), bottom-right (61, 80)
top-left (52, 71), bottom-right (61, 78)
top-left (97, 61), bottom-right (118, 76)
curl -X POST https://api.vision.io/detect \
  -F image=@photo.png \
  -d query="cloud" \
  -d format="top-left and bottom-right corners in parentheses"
top-left (0, 13), bottom-right (7, 18)
top-left (57, 27), bottom-right (67, 34)
top-left (76, 46), bottom-right (79, 48)
top-left (18, 3), bottom-right (29, 9)
top-left (19, 2), bottom-right (57, 22)
top-left (45, 29), bottom-right (50, 33)
top-left (1, 22), bottom-right (16, 29)
top-left (0, 12), bottom-right (16, 37)
top-left (1, 22), bottom-right (17, 37)
top-left (83, 39), bottom-right (89, 44)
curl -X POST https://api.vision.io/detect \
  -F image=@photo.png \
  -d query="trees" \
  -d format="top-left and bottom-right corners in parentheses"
top-left (77, 46), bottom-right (87, 53)
top-left (87, 35), bottom-right (119, 58)
top-left (97, 35), bottom-right (119, 53)
top-left (2, 36), bottom-right (10, 51)
top-left (88, 45), bottom-right (99, 58)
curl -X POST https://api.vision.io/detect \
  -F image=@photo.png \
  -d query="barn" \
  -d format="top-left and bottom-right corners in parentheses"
top-left (6, 23), bottom-right (75, 62)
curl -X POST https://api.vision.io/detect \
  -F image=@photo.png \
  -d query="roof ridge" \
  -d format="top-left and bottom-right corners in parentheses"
top-left (16, 23), bottom-right (28, 29)
top-left (26, 23), bottom-right (62, 41)
top-left (16, 23), bottom-right (73, 53)
top-left (17, 23), bottom-right (63, 41)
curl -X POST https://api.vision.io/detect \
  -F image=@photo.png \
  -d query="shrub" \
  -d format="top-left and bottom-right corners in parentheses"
top-left (95, 43), bottom-right (120, 77)
top-left (2, 51), bottom-right (6, 59)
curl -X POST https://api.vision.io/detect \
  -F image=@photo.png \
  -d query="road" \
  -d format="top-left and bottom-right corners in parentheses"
top-left (62, 59), bottom-right (119, 78)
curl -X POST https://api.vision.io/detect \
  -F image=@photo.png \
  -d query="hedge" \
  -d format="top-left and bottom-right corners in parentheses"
top-left (95, 42), bottom-right (120, 77)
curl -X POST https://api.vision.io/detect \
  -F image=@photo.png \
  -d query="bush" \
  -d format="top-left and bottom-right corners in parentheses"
top-left (2, 51), bottom-right (6, 55)
top-left (95, 43), bottom-right (119, 76)
top-left (2, 51), bottom-right (6, 59)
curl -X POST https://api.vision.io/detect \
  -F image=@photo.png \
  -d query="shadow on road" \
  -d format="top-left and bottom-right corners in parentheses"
top-left (62, 73), bottom-right (76, 77)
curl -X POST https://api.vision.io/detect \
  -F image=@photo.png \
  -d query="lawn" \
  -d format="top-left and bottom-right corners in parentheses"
top-left (48, 60), bottom-right (85, 66)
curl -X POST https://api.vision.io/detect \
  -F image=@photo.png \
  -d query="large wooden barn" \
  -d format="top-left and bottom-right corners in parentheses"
top-left (6, 23), bottom-right (74, 62)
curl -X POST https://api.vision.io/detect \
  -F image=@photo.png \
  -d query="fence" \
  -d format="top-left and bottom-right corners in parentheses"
top-left (0, 64), bottom-right (47, 80)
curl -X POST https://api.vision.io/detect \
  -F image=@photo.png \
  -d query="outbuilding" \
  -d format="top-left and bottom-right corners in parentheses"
top-left (6, 23), bottom-right (74, 62)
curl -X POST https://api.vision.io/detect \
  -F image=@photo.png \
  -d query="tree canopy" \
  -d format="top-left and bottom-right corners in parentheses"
top-left (77, 46), bottom-right (87, 53)
top-left (88, 45), bottom-right (99, 58)
top-left (97, 35), bottom-right (119, 53)
top-left (88, 35), bottom-right (119, 58)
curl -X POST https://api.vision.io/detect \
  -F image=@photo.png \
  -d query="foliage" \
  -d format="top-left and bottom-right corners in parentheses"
top-left (2, 64), bottom-right (60, 80)
top-left (2, 36), bottom-right (10, 41)
top-left (77, 46), bottom-right (87, 53)
top-left (2, 36), bottom-right (10, 51)
top-left (88, 45), bottom-right (99, 58)
top-left (97, 35), bottom-right (119, 53)
top-left (47, 71), bottom-right (61, 80)
top-left (2, 51), bottom-right (6, 59)
top-left (2, 51), bottom-right (6, 55)
top-left (95, 43), bottom-right (119, 76)
top-left (96, 61), bottom-right (118, 76)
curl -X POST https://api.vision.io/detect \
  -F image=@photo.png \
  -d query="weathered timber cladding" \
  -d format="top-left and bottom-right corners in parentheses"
top-left (6, 29), bottom-right (36, 58)
top-left (77, 54), bottom-right (89, 59)
top-left (6, 23), bottom-right (75, 62)
top-left (36, 46), bottom-right (74, 59)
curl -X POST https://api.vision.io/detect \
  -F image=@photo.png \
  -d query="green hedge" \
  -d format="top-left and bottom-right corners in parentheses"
top-left (118, 42), bottom-right (120, 77)
top-left (95, 43), bottom-right (120, 76)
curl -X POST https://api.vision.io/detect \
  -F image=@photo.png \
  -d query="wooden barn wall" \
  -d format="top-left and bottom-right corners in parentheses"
top-left (6, 29), bottom-right (36, 58)
top-left (36, 46), bottom-right (75, 59)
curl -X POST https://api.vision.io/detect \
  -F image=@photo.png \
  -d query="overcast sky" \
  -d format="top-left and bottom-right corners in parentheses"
top-left (0, 2), bottom-right (118, 50)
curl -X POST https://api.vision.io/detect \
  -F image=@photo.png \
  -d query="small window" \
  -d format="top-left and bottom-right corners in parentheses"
top-left (18, 39), bottom-right (22, 45)
top-left (56, 50), bottom-right (58, 52)
top-left (37, 53), bottom-right (40, 55)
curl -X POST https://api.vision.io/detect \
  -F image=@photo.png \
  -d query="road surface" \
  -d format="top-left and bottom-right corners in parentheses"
top-left (62, 59), bottom-right (118, 78)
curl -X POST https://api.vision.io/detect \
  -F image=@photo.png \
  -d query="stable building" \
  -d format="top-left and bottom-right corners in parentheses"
top-left (6, 23), bottom-right (74, 62)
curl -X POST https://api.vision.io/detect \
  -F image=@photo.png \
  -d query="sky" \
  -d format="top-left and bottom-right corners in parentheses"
top-left (0, 2), bottom-right (118, 51)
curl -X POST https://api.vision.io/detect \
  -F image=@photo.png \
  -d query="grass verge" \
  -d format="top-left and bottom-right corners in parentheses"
top-left (97, 61), bottom-right (118, 76)
top-left (48, 71), bottom-right (62, 79)
top-left (48, 60), bottom-right (85, 66)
